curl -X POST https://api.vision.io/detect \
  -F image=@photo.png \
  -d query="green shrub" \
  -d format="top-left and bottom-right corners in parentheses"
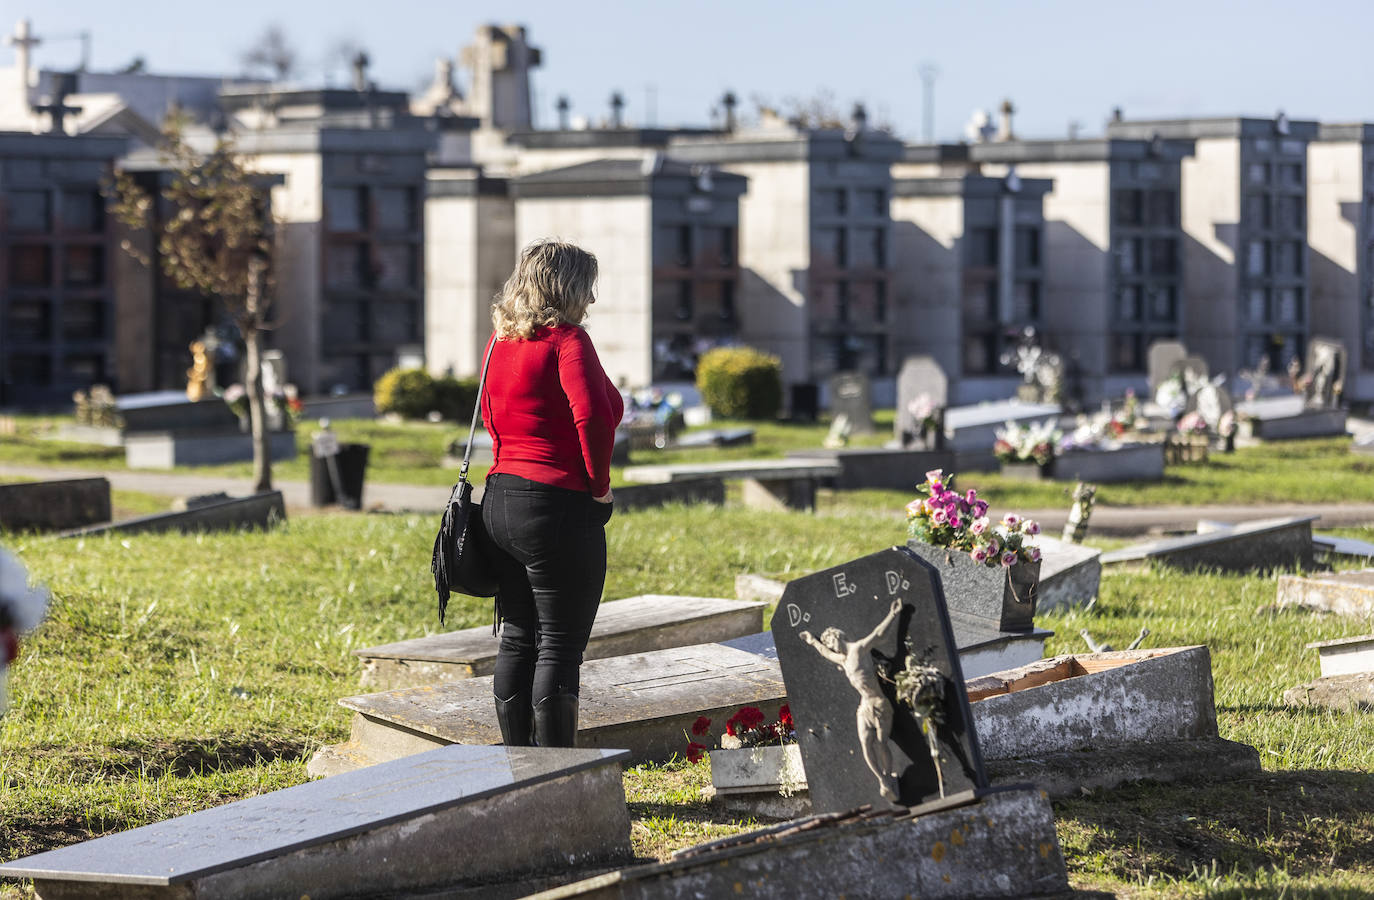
top-left (374, 368), bottom-right (437, 419)
top-left (433, 375), bottom-right (481, 423)
top-left (696, 346), bottom-right (783, 420)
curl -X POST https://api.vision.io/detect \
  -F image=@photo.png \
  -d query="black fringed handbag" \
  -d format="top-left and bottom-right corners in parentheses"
top-left (431, 340), bottom-right (499, 625)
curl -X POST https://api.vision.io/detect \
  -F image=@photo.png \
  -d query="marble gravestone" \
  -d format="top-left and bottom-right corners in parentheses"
top-left (1146, 340), bottom-right (1187, 394)
top-left (1183, 380), bottom-right (1233, 432)
top-left (895, 355), bottom-right (948, 450)
top-left (826, 372), bottom-right (875, 435)
top-left (1304, 337), bottom-right (1347, 409)
top-left (772, 547), bottom-right (987, 815)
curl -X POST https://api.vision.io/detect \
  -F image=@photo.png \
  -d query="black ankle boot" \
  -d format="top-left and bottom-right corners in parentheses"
top-left (533, 693), bottom-right (579, 748)
top-left (494, 693), bottom-right (533, 746)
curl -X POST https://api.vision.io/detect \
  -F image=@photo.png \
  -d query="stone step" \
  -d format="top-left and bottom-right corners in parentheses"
top-left (311, 642), bottom-right (788, 776)
top-left (0, 745), bottom-right (631, 900)
top-left (356, 595), bottom-right (766, 690)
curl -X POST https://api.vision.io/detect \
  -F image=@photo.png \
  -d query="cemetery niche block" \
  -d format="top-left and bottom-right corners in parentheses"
top-left (311, 642), bottom-right (787, 776)
top-left (355, 595), bottom-right (766, 689)
top-left (0, 745), bottom-right (632, 900)
top-left (0, 478), bottom-right (110, 532)
top-left (772, 546), bottom-right (988, 814)
top-left (1102, 516), bottom-right (1317, 573)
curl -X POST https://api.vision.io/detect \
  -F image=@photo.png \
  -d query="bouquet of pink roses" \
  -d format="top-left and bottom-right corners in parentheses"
top-left (906, 469), bottom-right (1041, 568)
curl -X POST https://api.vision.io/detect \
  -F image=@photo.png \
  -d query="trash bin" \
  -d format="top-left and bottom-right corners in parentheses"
top-left (309, 443), bottom-right (370, 509)
top-left (790, 383), bottom-right (819, 423)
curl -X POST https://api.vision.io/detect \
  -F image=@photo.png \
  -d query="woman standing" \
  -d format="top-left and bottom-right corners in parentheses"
top-left (480, 240), bottom-right (623, 748)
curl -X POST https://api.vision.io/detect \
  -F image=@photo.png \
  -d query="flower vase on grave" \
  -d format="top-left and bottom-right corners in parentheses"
top-left (905, 540), bottom-right (1041, 634)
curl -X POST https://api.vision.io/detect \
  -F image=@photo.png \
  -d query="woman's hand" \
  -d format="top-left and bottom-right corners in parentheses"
top-left (593, 489), bottom-right (613, 504)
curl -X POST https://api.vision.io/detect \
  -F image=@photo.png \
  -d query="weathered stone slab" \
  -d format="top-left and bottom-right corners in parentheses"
top-left (774, 547), bottom-right (987, 813)
top-left (312, 643), bottom-right (788, 775)
top-left (735, 573), bottom-right (785, 605)
top-left (1276, 569), bottom-right (1374, 617)
top-left (116, 390), bottom-right (242, 432)
top-left (965, 647), bottom-right (1222, 759)
top-left (0, 478), bottom-right (110, 532)
top-left (126, 429), bottom-right (297, 469)
top-left (1035, 536), bottom-right (1102, 613)
top-left (612, 479), bottom-right (724, 511)
top-left (1102, 515), bottom-right (1317, 573)
top-left (355, 595), bottom-right (766, 689)
top-left (943, 400), bottom-right (1061, 453)
top-left (623, 460), bottom-right (840, 511)
top-left (62, 493), bottom-right (285, 538)
top-left (526, 786), bottom-right (1068, 900)
top-left (1050, 443), bottom-right (1165, 483)
top-left (672, 427), bottom-right (755, 449)
top-left (785, 446), bottom-right (955, 490)
top-left (1313, 533), bottom-right (1374, 563)
top-left (1236, 396), bottom-right (1349, 440)
top-left (0, 745), bottom-right (632, 900)
top-left (1307, 633), bottom-right (1374, 677)
top-left (1284, 671), bottom-right (1374, 710)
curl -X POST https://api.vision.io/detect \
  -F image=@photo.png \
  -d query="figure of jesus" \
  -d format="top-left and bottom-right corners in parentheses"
top-left (799, 598), bottom-right (904, 802)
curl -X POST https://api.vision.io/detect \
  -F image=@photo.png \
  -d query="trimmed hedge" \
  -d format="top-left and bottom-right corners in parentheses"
top-left (433, 375), bottom-right (480, 423)
top-left (373, 368), bottom-right (436, 420)
top-left (696, 346), bottom-right (783, 420)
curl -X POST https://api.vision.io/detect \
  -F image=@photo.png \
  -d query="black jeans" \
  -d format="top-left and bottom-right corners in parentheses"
top-left (480, 473), bottom-right (612, 705)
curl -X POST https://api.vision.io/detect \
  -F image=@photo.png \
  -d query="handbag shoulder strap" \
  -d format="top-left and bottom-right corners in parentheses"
top-left (459, 336), bottom-right (497, 486)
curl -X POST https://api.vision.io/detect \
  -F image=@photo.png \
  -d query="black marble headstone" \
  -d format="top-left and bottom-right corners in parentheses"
top-left (771, 547), bottom-right (987, 815)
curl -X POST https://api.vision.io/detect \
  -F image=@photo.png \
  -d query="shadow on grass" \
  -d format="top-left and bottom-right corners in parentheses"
top-left (1055, 769), bottom-right (1374, 885)
top-left (27, 734), bottom-right (310, 779)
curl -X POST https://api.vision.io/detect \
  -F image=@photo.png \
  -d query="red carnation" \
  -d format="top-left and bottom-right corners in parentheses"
top-left (691, 716), bottom-right (711, 736)
top-left (778, 704), bottom-right (793, 732)
top-left (726, 705), bottom-right (765, 737)
top-left (686, 741), bottom-right (709, 764)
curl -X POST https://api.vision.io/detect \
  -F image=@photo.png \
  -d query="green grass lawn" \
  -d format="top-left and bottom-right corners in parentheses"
top-left (2, 499), bottom-right (1374, 897)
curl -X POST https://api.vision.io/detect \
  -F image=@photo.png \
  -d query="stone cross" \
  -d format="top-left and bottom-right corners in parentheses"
top-left (34, 72), bottom-right (81, 135)
top-left (7, 19), bottom-right (40, 112)
top-left (351, 51), bottom-right (370, 92)
top-left (555, 95), bottom-right (570, 129)
top-left (609, 91), bottom-right (625, 128)
top-left (721, 90), bottom-right (738, 131)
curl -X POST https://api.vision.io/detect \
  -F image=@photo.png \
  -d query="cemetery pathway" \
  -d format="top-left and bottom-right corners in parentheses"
top-left (2, 463), bottom-right (1373, 533)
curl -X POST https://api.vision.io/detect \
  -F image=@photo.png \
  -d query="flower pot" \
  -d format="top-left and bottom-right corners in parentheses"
top-left (708, 743), bottom-right (810, 820)
top-left (905, 540), bottom-right (1041, 633)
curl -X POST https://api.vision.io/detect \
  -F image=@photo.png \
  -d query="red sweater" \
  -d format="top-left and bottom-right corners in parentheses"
top-left (482, 325), bottom-right (624, 497)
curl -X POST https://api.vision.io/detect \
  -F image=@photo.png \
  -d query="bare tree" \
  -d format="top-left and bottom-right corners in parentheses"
top-left (110, 120), bottom-right (279, 493)
top-left (241, 25), bottom-right (298, 82)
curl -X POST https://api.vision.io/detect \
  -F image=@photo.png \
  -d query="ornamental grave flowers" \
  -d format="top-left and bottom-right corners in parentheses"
top-left (993, 419), bottom-right (1060, 467)
top-left (685, 704), bottom-right (795, 764)
top-left (905, 469), bottom-right (1041, 568)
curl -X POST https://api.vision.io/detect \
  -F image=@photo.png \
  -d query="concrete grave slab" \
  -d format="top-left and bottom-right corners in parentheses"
top-left (311, 643), bottom-right (788, 776)
top-left (735, 573), bottom-right (785, 606)
top-left (527, 786), bottom-right (1068, 900)
top-left (0, 745), bottom-right (631, 900)
top-left (622, 459), bottom-right (840, 512)
top-left (773, 547), bottom-right (987, 813)
top-left (1236, 395), bottom-right (1349, 441)
top-left (1102, 515), bottom-right (1317, 573)
top-left (1276, 569), bottom-right (1374, 617)
top-left (612, 479), bottom-right (724, 511)
top-left (0, 478), bottom-right (109, 532)
top-left (355, 595), bottom-right (766, 689)
top-left (125, 429), bottom-right (297, 469)
top-left (943, 400), bottom-right (1061, 453)
top-left (1050, 442), bottom-right (1166, 483)
top-left (672, 427), bottom-right (755, 449)
top-left (61, 492), bottom-right (285, 538)
top-left (1284, 671), bottom-right (1374, 710)
top-left (1313, 533), bottom-right (1374, 564)
top-left (1034, 536), bottom-right (1102, 612)
top-left (785, 446), bottom-right (954, 490)
top-left (1305, 633), bottom-right (1374, 678)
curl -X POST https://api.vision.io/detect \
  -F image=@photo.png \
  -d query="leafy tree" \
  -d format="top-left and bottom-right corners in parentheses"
top-left (241, 25), bottom-right (297, 82)
top-left (109, 121), bottom-right (279, 493)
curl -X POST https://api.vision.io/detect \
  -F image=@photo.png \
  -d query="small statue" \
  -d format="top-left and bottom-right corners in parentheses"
top-left (186, 341), bottom-right (211, 402)
top-left (1062, 481), bottom-right (1097, 544)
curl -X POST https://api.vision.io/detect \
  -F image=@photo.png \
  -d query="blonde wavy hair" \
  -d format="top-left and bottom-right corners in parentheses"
top-left (492, 240), bottom-right (599, 339)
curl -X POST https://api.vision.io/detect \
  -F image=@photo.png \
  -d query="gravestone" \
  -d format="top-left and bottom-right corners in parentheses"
top-left (0, 478), bottom-right (110, 532)
top-left (1304, 337), bottom-right (1347, 409)
top-left (826, 372), bottom-right (875, 435)
top-left (943, 400), bottom-right (1061, 454)
top-left (1184, 380), bottom-right (1234, 432)
top-left (1285, 634), bottom-right (1374, 710)
top-left (1307, 634), bottom-right (1374, 678)
top-left (772, 546), bottom-right (987, 813)
top-left (1101, 515), bottom-right (1316, 573)
top-left (1276, 569), bottom-right (1374, 617)
top-left (62, 492), bottom-right (285, 538)
top-left (0, 745), bottom-right (632, 900)
top-left (1034, 536), bottom-right (1102, 612)
top-left (1147, 341), bottom-right (1187, 394)
top-left (895, 355), bottom-right (948, 450)
top-left (355, 595), bottom-right (767, 689)
top-left (311, 642), bottom-right (788, 775)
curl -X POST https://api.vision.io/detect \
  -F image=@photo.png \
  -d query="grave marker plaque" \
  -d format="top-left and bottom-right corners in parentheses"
top-left (772, 547), bottom-right (987, 814)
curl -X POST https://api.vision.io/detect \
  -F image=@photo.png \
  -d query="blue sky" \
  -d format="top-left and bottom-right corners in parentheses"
top-left (10, 0), bottom-right (1374, 141)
